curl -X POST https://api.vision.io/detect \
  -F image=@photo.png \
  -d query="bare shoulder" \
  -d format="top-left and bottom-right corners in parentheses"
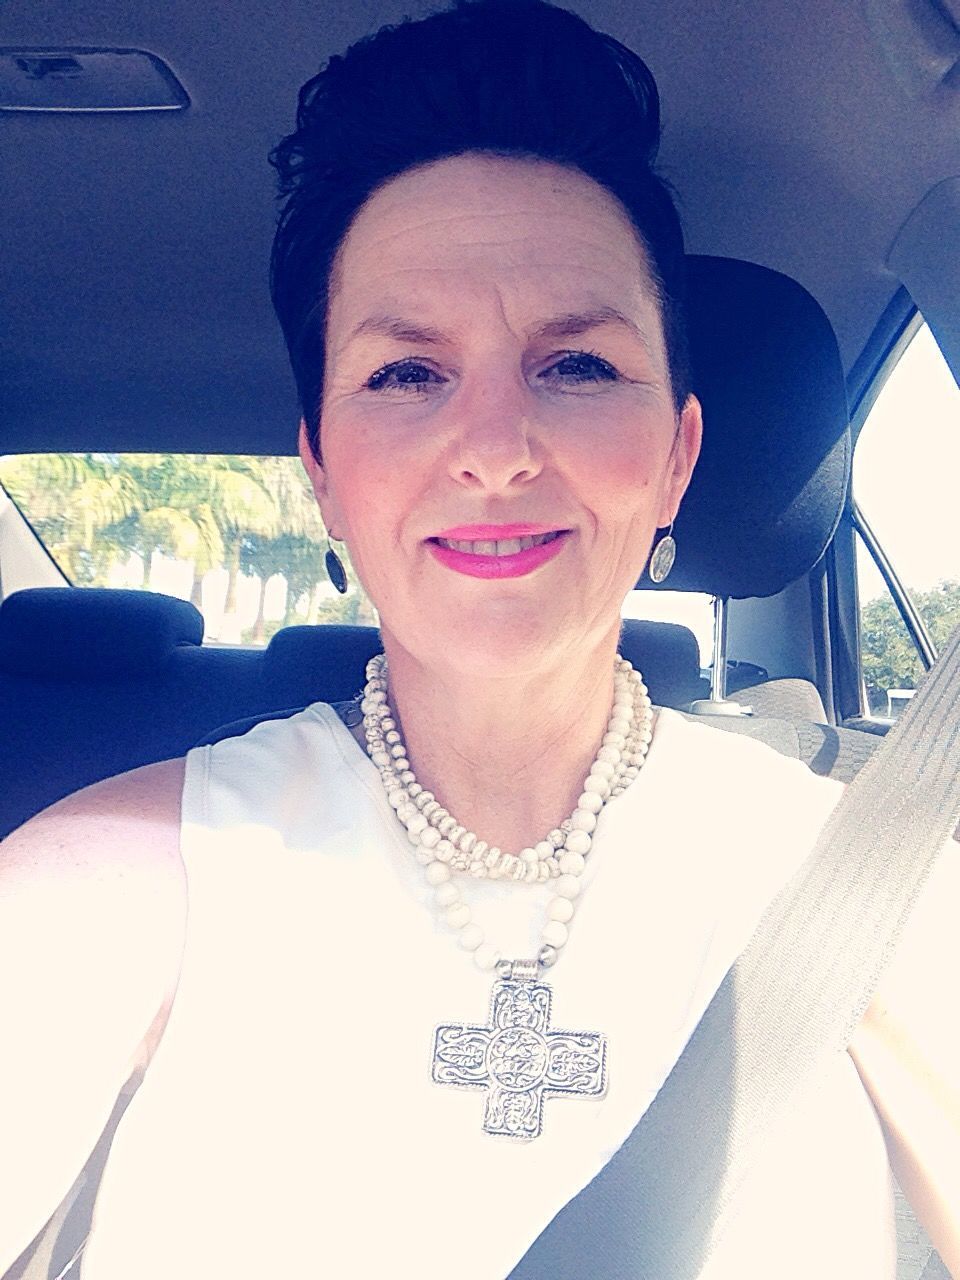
top-left (0, 758), bottom-right (188, 1270)
top-left (2, 754), bottom-right (187, 868)
top-left (0, 755), bottom-right (189, 1067)
top-left (1, 757), bottom-right (188, 982)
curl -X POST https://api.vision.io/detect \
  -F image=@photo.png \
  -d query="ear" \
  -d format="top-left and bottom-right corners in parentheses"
top-left (658, 393), bottom-right (703, 527)
top-left (298, 418), bottom-right (341, 537)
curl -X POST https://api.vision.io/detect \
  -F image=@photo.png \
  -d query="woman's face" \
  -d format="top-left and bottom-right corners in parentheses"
top-left (301, 153), bottom-right (702, 678)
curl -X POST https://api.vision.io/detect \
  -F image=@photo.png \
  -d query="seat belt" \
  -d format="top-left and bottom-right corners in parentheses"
top-left (6, 631), bottom-right (959, 1280)
top-left (509, 621), bottom-right (960, 1279)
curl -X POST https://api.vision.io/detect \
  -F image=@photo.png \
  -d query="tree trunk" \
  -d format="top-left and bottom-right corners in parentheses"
top-left (190, 570), bottom-right (204, 611)
top-left (356, 594), bottom-right (379, 627)
top-left (307, 581), bottom-right (324, 625)
top-left (283, 579), bottom-right (302, 627)
top-left (253, 575), bottom-right (268, 644)
top-left (223, 537), bottom-right (241, 615)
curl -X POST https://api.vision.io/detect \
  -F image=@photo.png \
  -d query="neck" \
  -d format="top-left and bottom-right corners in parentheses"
top-left (376, 628), bottom-right (623, 853)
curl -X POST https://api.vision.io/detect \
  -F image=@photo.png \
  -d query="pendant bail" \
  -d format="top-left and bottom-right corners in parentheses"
top-left (505, 958), bottom-right (540, 982)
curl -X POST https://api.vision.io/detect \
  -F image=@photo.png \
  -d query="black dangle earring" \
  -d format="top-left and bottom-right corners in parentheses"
top-left (325, 537), bottom-right (349, 594)
top-left (647, 521), bottom-right (676, 584)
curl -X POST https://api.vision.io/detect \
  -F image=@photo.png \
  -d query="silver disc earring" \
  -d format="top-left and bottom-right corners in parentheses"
top-left (325, 538), bottom-right (349, 594)
top-left (647, 522), bottom-right (676, 584)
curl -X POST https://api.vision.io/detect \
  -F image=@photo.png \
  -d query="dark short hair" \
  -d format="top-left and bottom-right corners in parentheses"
top-left (269, 0), bottom-right (691, 460)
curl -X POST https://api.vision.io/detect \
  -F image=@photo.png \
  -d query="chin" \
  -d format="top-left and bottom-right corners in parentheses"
top-left (390, 604), bottom-right (574, 681)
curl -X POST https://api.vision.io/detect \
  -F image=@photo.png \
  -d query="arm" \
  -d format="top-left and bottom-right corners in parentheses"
top-left (0, 759), bottom-right (186, 1274)
top-left (847, 835), bottom-right (960, 1278)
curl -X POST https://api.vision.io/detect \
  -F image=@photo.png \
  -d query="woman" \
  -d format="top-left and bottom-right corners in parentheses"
top-left (1, 1), bottom-right (957, 1277)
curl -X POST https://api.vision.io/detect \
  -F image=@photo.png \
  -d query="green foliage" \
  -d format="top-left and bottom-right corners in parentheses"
top-left (0, 453), bottom-right (139, 583)
top-left (0, 451), bottom-right (379, 634)
top-left (860, 580), bottom-right (960, 713)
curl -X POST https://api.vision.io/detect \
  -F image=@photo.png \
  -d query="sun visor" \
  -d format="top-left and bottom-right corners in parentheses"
top-left (641, 256), bottom-right (850, 600)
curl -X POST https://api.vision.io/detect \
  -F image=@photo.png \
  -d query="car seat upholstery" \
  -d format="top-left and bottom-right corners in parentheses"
top-left (726, 676), bottom-right (828, 723)
top-left (0, 588), bottom-right (703, 838)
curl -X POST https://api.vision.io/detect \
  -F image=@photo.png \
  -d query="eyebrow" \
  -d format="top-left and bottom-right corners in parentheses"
top-left (343, 305), bottom-right (654, 358)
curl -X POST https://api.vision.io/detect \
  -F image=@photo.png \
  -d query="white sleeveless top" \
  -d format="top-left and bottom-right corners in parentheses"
top-left (81, 704), bottom-right (897, 1279)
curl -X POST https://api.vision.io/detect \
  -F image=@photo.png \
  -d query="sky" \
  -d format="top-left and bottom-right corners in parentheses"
top-left (852, 323), bottom-right (959, 602)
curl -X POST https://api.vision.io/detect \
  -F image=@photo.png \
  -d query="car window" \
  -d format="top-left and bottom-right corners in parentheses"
top-left (0, 453), bottom-right (379, 645)
top-left (853, 322), bottom-right (960, 718)
top-left (621, 587), bottom-right (714, 669)
top-left (0, 450), bottom-right (716, 660)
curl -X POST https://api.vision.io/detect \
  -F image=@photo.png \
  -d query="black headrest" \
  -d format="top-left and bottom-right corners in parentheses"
top-left (263, 623), bottom-right (384, 702)
top-left (0, 588), bottom-right (204, 678)
top-left (617, 618), bottom-right (702, 705)
top-left (649, 256), bottom-right (850, 599)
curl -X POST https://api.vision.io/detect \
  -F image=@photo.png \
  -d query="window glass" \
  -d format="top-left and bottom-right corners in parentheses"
top-left (621, 589), bottom-right (714, 670)
top-left (0, 453), bottom-right (378, 645)
top-left (853, 322), bottom-right (960, 717)
top-left (1, 451), bottom-right (717, 656)
top-left (856, 531), bottom-right (925, 717)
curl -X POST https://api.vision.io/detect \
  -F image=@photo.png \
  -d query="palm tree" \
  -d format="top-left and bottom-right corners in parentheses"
top-left (0, 453), bottom-right (139, 583)
top-left (104, 455), bottom-right (224, 599)
top-left (0, 450), bottom-right (377, 629)
top-left (240, 531), bottom-right (300, 643)
top-left (207, 458), bottom-right (285, 624)
top-left (238, 460), bottom-right (325, 641)
top-left (237, 459), bottom-right (378, 636)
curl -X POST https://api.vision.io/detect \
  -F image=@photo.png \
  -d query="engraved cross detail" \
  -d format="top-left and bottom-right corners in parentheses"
top-left (432, 975), bottom-right (606, 1139)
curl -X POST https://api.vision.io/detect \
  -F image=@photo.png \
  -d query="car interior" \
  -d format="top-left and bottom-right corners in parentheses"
top-left (0, 2), bottom-right (958, 1274)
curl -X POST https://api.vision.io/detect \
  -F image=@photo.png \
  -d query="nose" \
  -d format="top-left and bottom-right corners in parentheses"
top-left (447, 376), bottom-right (543, 492)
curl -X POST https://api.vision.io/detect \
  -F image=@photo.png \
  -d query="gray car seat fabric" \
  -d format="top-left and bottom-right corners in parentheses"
top-left (726, 675), bottom-right (828, 723)
top-left (680, 711), bottom-right (884, 783)
top-left (897, 1186), bottom-right (953, 1280)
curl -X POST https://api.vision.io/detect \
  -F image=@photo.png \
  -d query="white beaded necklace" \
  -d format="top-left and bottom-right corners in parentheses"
top-left (359, 652), bottom-right (655, 1140)
top-left (362, 652), bottom-right (653, 963)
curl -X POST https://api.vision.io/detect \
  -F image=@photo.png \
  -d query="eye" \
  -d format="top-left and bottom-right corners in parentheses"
top-left (541, 349), bottom-right (620, 385)
top-left (363, 348), bottom-right (620, 395)
top-left (364, 360), bottom-right (444, 394)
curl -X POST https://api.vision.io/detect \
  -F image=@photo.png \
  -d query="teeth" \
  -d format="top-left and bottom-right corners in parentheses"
top-left (436, 531), bottom-right (561, 556)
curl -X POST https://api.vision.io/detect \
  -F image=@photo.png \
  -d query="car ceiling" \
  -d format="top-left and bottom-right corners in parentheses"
top-left (1, 0), bottom-right (959, 456)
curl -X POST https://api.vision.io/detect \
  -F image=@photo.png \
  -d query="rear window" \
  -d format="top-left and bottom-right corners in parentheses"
top-left (1, 451), bottom-right (715, 661)
top-left (0, 453), bottom-right (378, 646)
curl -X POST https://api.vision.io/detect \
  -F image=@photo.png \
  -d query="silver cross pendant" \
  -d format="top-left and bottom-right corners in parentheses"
top-left (431, 960), bottom-right (607, 1139)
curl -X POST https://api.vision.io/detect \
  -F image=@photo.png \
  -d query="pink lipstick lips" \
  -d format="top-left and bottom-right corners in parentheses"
top-left (426, 524), bottom-right (571, 579)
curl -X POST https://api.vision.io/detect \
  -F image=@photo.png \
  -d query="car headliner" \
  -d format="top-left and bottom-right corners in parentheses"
top-left (1, 0), bottom-right (959, 456)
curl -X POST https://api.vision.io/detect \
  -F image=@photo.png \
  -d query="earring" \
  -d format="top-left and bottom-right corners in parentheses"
top-left (325, 537), bottom-right (349, 595)
top-left (647, 521), bottom-right (676, 584)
